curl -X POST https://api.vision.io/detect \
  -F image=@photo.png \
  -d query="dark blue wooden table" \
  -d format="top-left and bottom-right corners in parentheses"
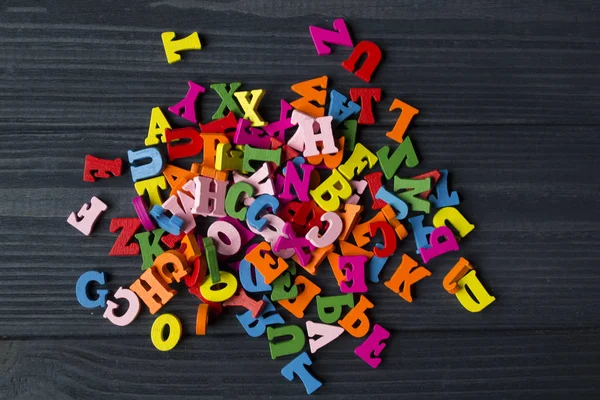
top-left (0, 1), bottom-right (598, 398)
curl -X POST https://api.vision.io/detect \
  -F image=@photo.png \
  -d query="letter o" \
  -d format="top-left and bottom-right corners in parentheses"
top-left (199, 271), bottom-right (238, 302)
top-left (151, 313), bottom-right (182, 351)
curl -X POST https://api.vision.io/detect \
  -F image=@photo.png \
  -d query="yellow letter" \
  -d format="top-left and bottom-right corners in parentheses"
top-left (135, 176), bottom-right (167, 207)
top-left (145, 107), bottom-right (171, 146)
top-left (161, 32), bottom-right (201, 64)
top-left (310, 169), bottom-right (352, 212)
top-left (199, 271), bottom-right (238, 302)
top-left (151, 313), bottom-right (182, 351)
top-left (433, 207), bottom-right (475, 238)
top-left (338, 143), bottom-right (378, 181)
top-left (234, 89), bottom-right (266, 127)
top-left (455, 270), bottom-right (495, 312)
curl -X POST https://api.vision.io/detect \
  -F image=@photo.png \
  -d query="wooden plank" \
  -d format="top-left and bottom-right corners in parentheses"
top-left (0, 3), bottom-right (597, 128)
top-left (0, 330), bottom-right (598, 398)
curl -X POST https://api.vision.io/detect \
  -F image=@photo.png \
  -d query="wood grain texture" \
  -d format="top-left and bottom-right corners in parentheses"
top-left (0, 0), bottom-right (598, 398)
top-left (1, 330), bottom-right (598, 399)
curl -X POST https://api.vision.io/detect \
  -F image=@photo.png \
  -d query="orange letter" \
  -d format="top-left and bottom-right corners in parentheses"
top-left (245, 242), bottom-right (289, 285)
top-left (291, 76), bottom-right (328, 118)
top-left (384, 254), bottom-right (431, 303)
top-left (443, 257), bottom-right (473, 294)
top-left (153, 250), bottom-right (190, 284)
top-left (386, 99), bottom-right (419, 144)
top-left (130, 266), bottom-right (176, 314)
top-left (279, 276), bottom-right (322, 319)
top-left (338, 295), bottom-right (374, 338)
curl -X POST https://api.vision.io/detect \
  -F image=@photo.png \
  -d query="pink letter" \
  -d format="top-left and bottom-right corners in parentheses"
top-left (168, 81), bottom-right (205, 123)
top-left (354, 324), bottom-right (390, 368)
top-left (420, 226), bottom-right (459, 264)
top-left (306, 212), bottom-right (343, 248)
top-left (103, 287), bottom-right (141, 327)
top-left (280, 161), bottom-right (314, 202)
top-left (302, 116), bottom-right (338, 157)
top-left (309, 19), bottom-right (354, 56)
top-left (338, 255), bottom-right (368, 293)
top-left (67, 196), bottom-right (108, 236)
top-left (191, 176), bottom-right (228, 217)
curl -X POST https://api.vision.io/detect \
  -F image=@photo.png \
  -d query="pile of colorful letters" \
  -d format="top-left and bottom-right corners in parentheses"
top-left (68, 19), bottom-right (496, 395)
